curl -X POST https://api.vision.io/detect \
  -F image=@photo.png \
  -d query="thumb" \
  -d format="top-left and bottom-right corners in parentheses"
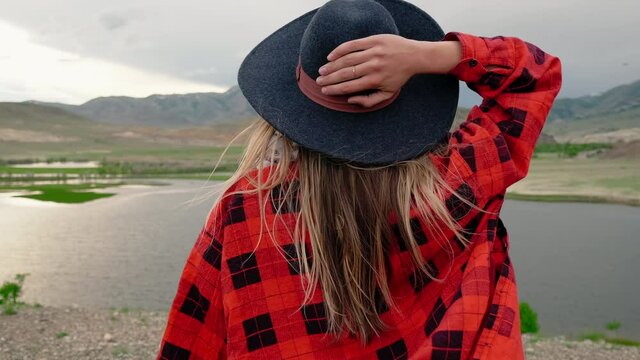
top-left (347, 91), bottom-right (394, 108)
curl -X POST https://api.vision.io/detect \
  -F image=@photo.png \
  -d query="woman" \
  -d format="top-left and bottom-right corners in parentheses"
top-left (157, 0), bottom-right (562, 359)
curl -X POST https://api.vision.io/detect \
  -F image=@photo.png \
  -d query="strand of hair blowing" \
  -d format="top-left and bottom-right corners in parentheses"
top-left (206, 118), bottom-right (482, 346)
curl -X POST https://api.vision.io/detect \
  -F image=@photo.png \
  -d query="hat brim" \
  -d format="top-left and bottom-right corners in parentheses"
top-left (237, 0), bottom-right (459, 166)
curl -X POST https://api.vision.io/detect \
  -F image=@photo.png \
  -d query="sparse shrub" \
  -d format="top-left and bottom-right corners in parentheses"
top-left (3, 304), bottom-right (16, 315)
top-left (112, 345), bottom-right (129, 357)
top-left (520, 302), bottom-right (540, 334)
top-left (606, 320), bottom-right (621, 331)
top-left (0, 273), bottom-right (30, 315)
top-left (579, 331), bottom-right (605, 341)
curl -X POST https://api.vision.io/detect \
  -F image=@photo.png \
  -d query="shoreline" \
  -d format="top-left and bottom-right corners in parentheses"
top-left (1, 306), bottom-right (639, 359)
top-left (506, 191), bottom-right (640, 207)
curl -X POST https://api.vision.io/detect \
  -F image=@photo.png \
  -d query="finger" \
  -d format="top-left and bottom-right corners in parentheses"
top-left (318, 48), bottom-right (372, 77)
top-left (348, 91), bottom-right (394, 108)
top-left (327, 36), bottom-right (377, 61)
top-left (321, 75), bottom-right (378, 96)
top-left (318, 60), bottom-right (375, 86)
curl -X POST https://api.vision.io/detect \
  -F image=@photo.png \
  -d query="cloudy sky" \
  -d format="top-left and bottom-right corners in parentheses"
top-left (0, 0), bottom-right (637, 106)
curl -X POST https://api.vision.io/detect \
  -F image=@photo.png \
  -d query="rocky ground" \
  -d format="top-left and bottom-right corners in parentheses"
top-left (0, 306), bottom-right (164, 359)
top-left (0, 306), bottom-right (639, 359)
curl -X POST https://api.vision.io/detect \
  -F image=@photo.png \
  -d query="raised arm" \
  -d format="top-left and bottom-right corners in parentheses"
top-left (316, 31), bottom-right (562, 199)
top-left (421, 32), bottom-right (563, 199)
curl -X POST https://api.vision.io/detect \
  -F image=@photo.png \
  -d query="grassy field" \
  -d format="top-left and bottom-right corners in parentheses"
top-left (2, 137), bottom-right (639, 205)
top-left (507, 156), bottom-right (640, 206)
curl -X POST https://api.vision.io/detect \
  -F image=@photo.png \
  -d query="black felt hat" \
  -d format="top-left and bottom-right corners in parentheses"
top-left (237, 0), bottom-right (459, 166)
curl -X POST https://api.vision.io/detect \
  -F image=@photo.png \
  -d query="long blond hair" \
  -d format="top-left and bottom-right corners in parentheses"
top-left (202, 117), bottom-right (481, 345)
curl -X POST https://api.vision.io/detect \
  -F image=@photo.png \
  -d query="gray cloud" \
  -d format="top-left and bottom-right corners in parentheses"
top-left (99, 12), bottom-right (129, 31)
top-left (1, 0), bottom-right (638, 106)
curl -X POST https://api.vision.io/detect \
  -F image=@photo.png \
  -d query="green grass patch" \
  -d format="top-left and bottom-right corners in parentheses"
top-left (595, 176), bottom-right (640, 192)
top-left (534, 142), bottom-right (612, 157)
top-left (506, 192), bottom-right (640, 207)
top-left (577, 320), bottom-right (640, 347)
top-left (17, 188), bottom-right (114, 203)
top-left (578, 332), bottom-right (640, 347)
top-left (0, 183), bottom-right (121, 204)
top-left (606, 321), bottom-right (622, 331)
top-left (55, 331), bottom-right (69, 339)
top-left (112, 345), bottom-right (129, 357)
top-left (579, 331), bottom-right (606, 341)
top-left (0, 165), bottom-right (103, 175)
top-left (0, 159), bottom-right (239, 177)
top-left (605, 337), bottom-right (640, 346)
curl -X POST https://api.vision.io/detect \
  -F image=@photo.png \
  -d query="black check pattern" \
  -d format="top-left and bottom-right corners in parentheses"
top-left (409, 260), bottom-right (439, 293)
top-left (270, 181), bottom-right (300, 214)
top-left (225, 193), bottom-right (246, 225)
top-left (227, 252), bottom-right (262, 289)
top-left (202, 236), bottom-right (223, 270)
top-left (159, 341), bottom-right (191, 360)
top-left (281, 243), bottom-right (312, 275)
top-left (392, 217), bottom-right (429, 252)
top-left (301, 302), bottom-right (328, 335)
top-left (243, 313), bottom-right (278, 351)
top-left (432, 330), bottom-right (463, 360)
top-left (445, 183), bottom-right (476, 221)
top-left (376, 338), bottom-right (408, 360)
top-left (425, 297), bottom-right (447, 337)
top-left (178, 284), bottom-right (210, 323)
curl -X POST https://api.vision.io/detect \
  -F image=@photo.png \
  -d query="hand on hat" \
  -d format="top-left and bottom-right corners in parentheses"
top-left (315, 34), bottom-right (422, 108)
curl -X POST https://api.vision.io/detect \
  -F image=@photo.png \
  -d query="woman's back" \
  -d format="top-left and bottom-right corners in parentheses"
top-left (157, 14), bottom-right (561, 360)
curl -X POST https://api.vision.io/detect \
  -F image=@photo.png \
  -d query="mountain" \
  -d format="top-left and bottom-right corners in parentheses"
top-left (16, 79), bottom-right (640, 141)
top-left (549, 80), bottom-right (640, 120)
top-left (545, 79), bottom-right (640, 140)
top-left (0, 101), bottom-right (254, 160)
top-left (0, 102), bottom-right (110, 137)
top-left (32, 86), bottom-right (257, 128)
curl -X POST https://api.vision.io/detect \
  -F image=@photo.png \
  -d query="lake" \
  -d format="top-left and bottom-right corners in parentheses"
top-left (1, 179), bottom-right (639, 339)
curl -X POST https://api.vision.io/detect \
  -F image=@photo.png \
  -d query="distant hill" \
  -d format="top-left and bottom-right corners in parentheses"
top-left (41, 79), bottom-right (640, 140)
top-left (9, 78), bottom-right (640, 143)
top-left (545, 79), bottom-right (640, 140)
top-left (0, 102), bottom-right (253, 160)
top-left (549, 79), bottom-right (640, 120)
top-left (32, 86), bottom-right (257, 128)
top-left (0, 102), bottom-right (112, 139)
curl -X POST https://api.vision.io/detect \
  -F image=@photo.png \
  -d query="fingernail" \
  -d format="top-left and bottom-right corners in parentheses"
top-left (318, 66), bottom-right (327, 75)
top-left (316, 76), bottom-right (323, 84)
top-left (321, 87), bottom-right (327, 94)
top-left (326, 53), bottom-right (333, 61)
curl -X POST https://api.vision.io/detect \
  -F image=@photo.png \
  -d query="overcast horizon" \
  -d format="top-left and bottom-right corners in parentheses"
top-left (1, 0), bottom-right (638, 107)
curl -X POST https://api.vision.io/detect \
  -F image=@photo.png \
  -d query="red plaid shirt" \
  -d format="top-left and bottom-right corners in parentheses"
top-left (157, 32), bottom-right (562, 360)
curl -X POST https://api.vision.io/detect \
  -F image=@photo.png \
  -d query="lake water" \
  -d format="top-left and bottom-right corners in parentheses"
top-left (1, 179), bottom-right (639, 339)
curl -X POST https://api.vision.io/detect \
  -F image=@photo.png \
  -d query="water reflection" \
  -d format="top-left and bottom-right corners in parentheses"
top-left (0, 180), bottom-right (639, 339)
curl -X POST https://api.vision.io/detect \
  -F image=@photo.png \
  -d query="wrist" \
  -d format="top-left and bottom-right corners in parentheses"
top-left (413, 40), bottom-right (462, 75)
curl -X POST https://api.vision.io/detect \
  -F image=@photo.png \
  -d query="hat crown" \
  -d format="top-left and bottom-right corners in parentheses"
top-left (299, 0), bottom-right (399, 79)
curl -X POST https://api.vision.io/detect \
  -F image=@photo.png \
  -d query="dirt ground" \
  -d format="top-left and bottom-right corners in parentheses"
top-left (1, 306), bottom-right (638, 359)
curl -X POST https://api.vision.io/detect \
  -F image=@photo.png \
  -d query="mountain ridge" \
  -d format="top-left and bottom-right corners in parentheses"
top-left (13, 78), bottom-right (640, 139)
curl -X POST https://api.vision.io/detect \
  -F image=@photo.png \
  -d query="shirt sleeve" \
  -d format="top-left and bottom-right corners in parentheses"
top-left (438, 32), bottom-right (563, 200)
top-left (157, 200), bottom-right (228, 360)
